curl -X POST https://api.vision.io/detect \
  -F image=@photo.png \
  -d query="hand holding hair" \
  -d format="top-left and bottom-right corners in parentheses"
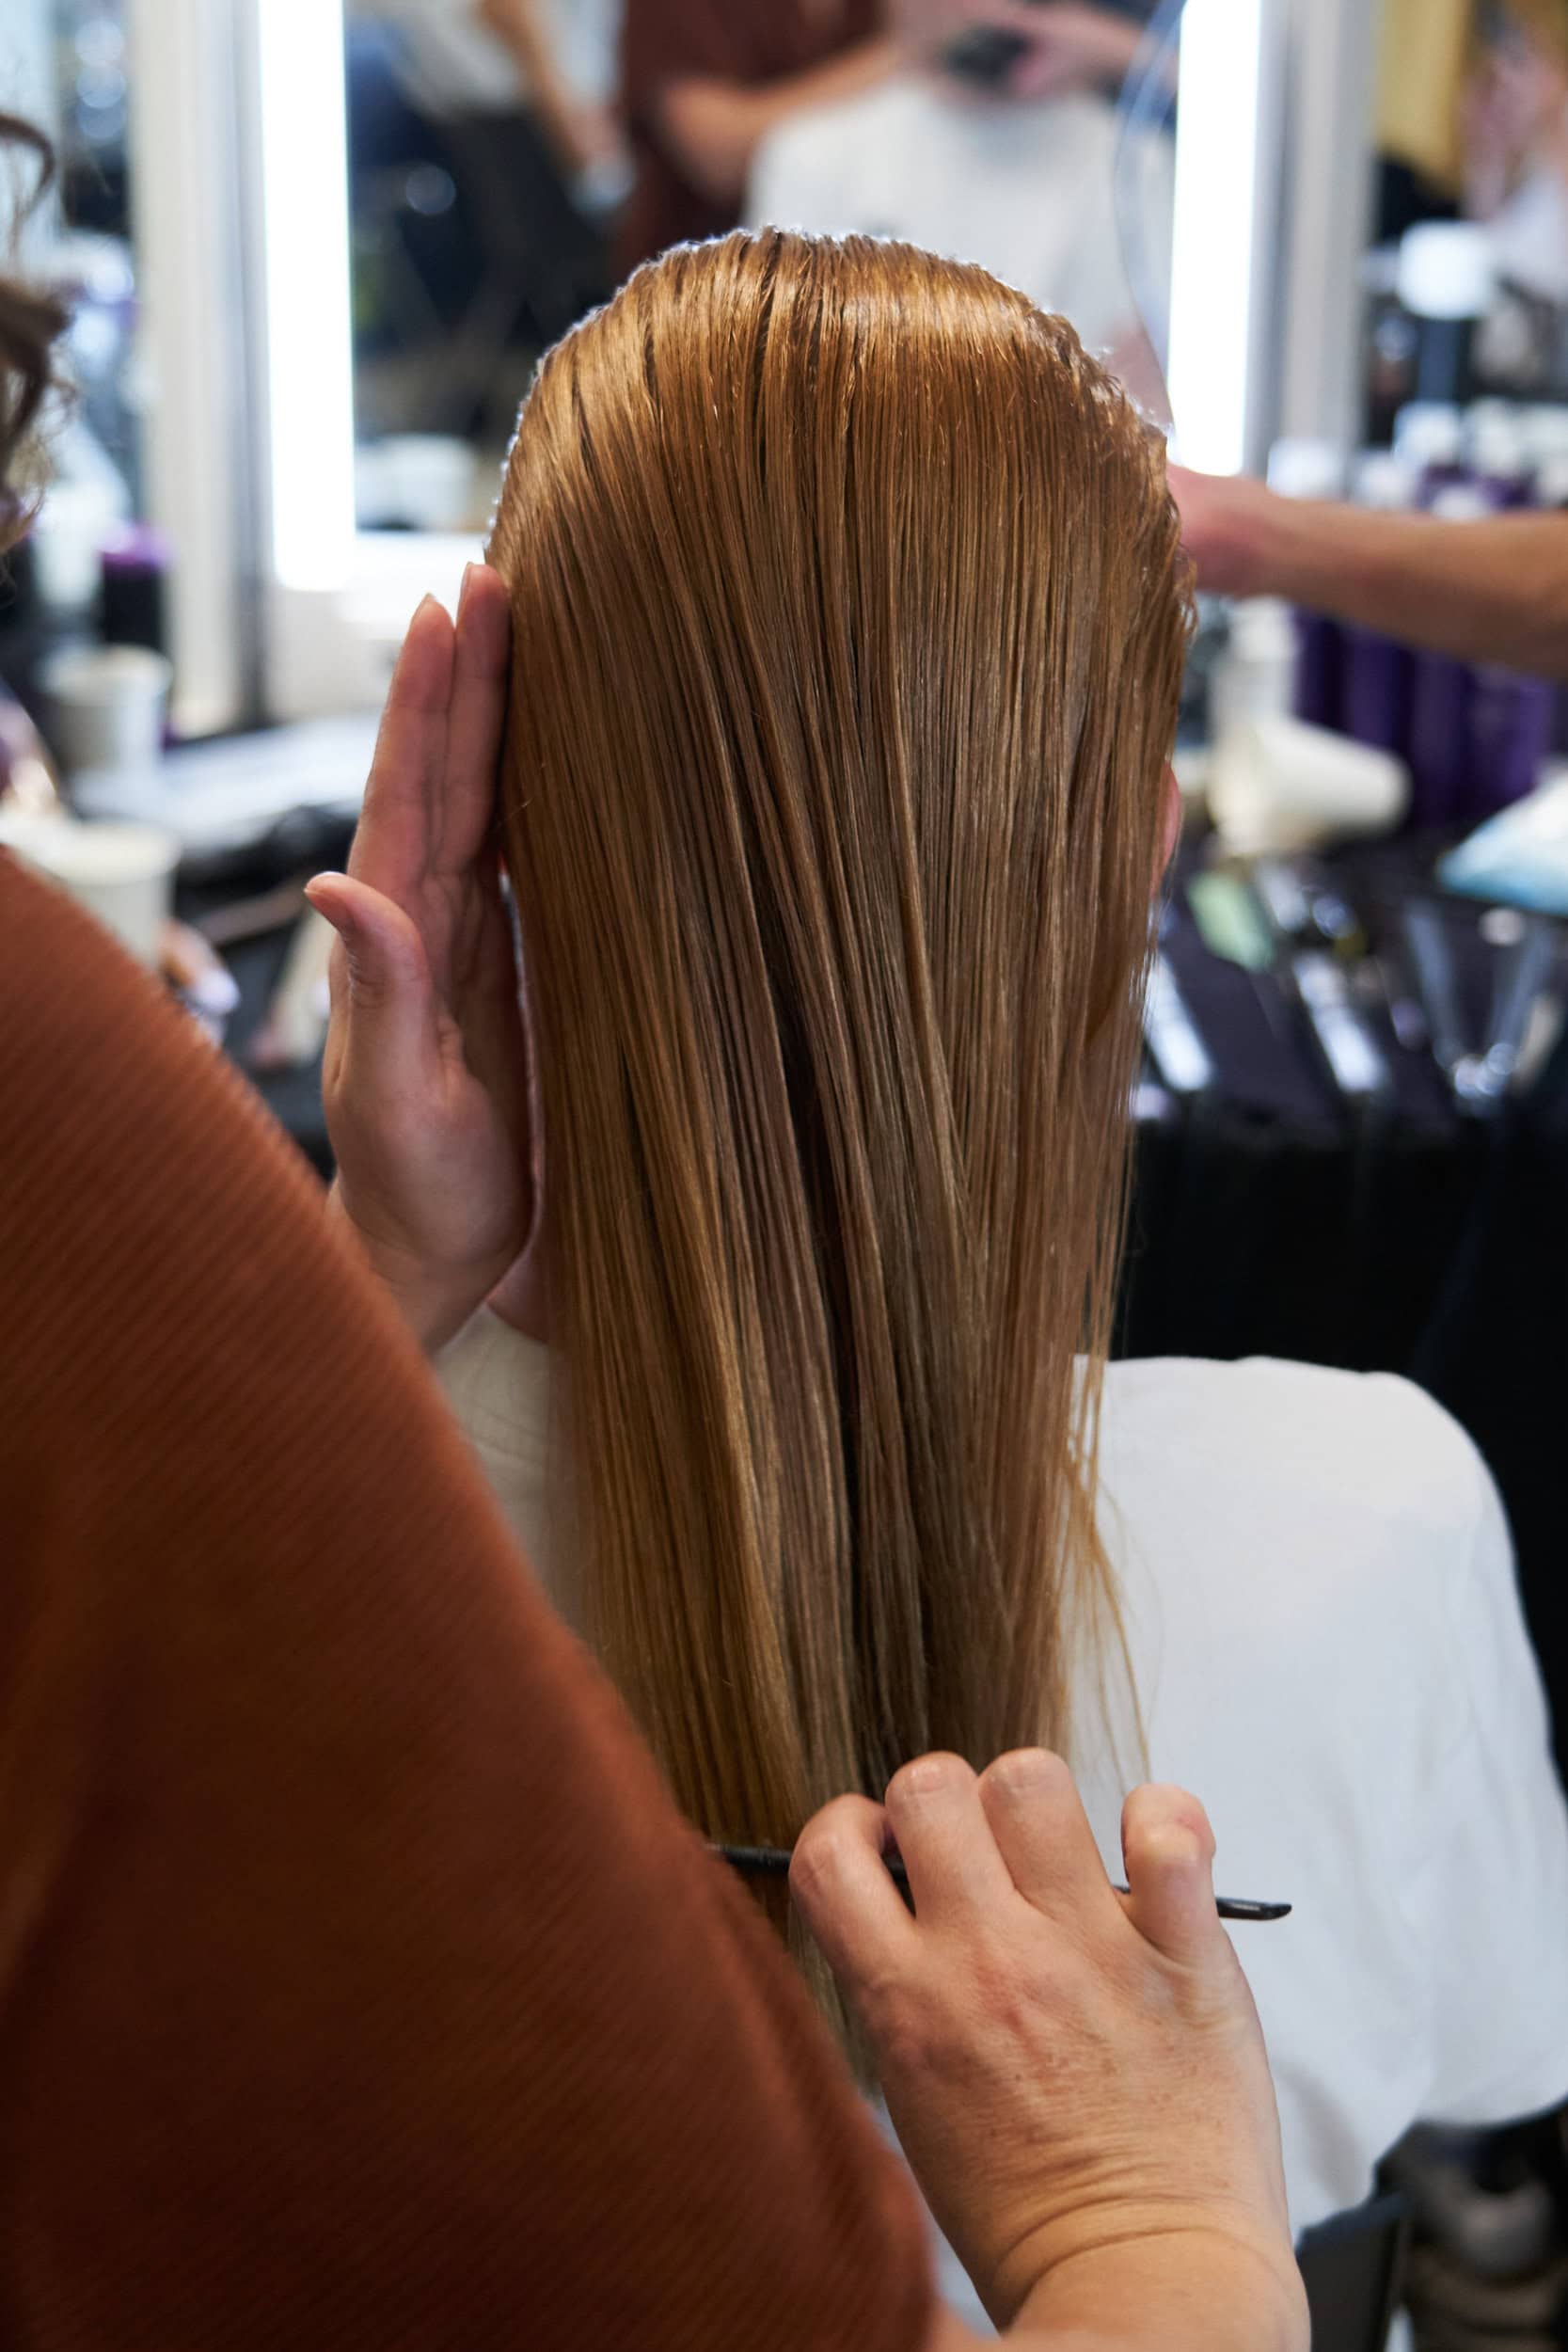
top-left (793, 1753), bottom-right (1307, 2352)
top-left (309, 571), bottom-right (536, 1352)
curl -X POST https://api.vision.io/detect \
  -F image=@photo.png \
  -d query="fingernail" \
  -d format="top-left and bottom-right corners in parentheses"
top-left (305, 881), bottom-right (354, 941)
top-left (458, 562), bottom-right (478, 617)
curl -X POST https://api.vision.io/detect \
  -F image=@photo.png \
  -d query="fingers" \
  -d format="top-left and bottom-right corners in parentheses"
top-left (305, 873), bottom-right (438, 1086)
top-left (884, 1754), bottom-right (1016, 1921)
top-left (1119, 1785), bottom-right (1223, 1967)
top-left (978, 1748), bottom-right (1120, 1926)
top-left (790, 1795), bottom-right (918, 1989)
top-left (349, 596), bottom-right (456, 894)
top-left (441, 564), bottom-right (514, 872)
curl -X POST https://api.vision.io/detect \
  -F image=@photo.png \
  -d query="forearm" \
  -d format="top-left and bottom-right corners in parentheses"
top-left (480, 0), bottom-right (607, 174)
top-left (1258, 501), bottom-right (1568, 678)
top-left (658, 39), bottom-right (904, 204)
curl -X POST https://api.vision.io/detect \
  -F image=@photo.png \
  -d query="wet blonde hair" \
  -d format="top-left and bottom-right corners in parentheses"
top-left (489, 230), bottom-right (1189, 1956)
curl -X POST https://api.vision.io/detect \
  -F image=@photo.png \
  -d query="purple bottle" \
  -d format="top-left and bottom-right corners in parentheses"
top-left (1393, 403), bottom-right (1469, 508)
top-left (1266, 439), bottom-right (1347, 731)
top-left (1406, 485), bottom-right (1490, 829)
top-left (1397, 224), bottom-right (1494, 414)
top-left (1468, 410), bottom-right (1536, 509)
top-left (1340, 453), bottom-right (1418, 761)
top-left (1534, 454), bottom-right (1568, 757)
top-left (1469, 666), bottom-right (1554, 817)
top-left (100, 523), bottom-right (171, 658)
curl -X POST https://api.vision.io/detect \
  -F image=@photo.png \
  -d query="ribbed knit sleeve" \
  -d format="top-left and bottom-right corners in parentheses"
top-left (0, 851), bottom-right (933, 2352)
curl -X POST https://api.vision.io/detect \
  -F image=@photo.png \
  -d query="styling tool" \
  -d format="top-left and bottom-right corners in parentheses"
top-left (716, 1845), bottom-right (1291, 1923)
top-left (1143, 949), bottom-right (1215, 1097)
top-left (1291, 951), bottom-right (1393, 1106)
top-left (1401, 899), bottom-right (1474, 1104)
top-left (1453, 914), bottom-right (1562, 1110)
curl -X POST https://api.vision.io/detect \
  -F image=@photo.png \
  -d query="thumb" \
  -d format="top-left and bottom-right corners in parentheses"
top-left (306, 873), bottom-right (437, 1076)
top-left (1119, 1785), bottom-right (1224, 1968)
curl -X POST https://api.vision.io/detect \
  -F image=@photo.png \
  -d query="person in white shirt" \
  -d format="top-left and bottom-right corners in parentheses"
top-left (307, 229), bottom-right (1568, 2311)
top-left (748, 12), bottom-right (1172, 411)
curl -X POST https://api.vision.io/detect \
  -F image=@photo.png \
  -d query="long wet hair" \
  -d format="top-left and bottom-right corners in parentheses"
top-left (488, 231), bottom-right (1190, 1893)
top-left (0, 116), bottom-right (66, 552)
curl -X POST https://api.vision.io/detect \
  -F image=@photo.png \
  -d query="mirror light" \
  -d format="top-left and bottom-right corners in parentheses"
top-left (1166, 0), bottom-right (1272, 478)
top-left (253, 0), bottom-right (356, 592)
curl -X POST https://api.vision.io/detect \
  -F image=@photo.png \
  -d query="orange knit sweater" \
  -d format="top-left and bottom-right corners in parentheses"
top-left (0, 850), bottom-right (932, 2351)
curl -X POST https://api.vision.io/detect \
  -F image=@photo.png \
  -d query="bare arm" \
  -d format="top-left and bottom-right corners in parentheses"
top-left (477, 0), bottom-right (621, 177)
top-left (657, 40), bottom-right (905, 206)
top-left (1171, 466), bottom-right (1568, 678)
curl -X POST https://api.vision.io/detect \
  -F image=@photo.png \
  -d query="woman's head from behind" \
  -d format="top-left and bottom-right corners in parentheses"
top-left (488, 231), bottom-right (1189, 1872)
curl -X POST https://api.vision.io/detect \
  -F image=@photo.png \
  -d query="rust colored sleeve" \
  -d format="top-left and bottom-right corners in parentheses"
top-left (0, 854), bottom-right (933, 2352)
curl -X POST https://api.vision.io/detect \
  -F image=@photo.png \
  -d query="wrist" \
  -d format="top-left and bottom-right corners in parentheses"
top-left (1008, 2215), bottom-right (1306, 2352)
top-left (325, 1185), bottom-right (491, 1356)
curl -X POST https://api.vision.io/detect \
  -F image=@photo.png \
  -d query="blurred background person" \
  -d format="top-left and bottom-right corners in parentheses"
top-left (749, 1), bottom-right (1172, 412)
top-left (1464, 0), bottom-right (1568, 309)
top-left (616, 0), bottom-right (1129, 275)
top-left (346, 0), bottom-right (624, 471)
top-left (1373, 0), bottom-right (1568, 399)
top-left (1170, 457), bottom-right (1568, 676)
top-left (618, 0), bottom-right (892, 271)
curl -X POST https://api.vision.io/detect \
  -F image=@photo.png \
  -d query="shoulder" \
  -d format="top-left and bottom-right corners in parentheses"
top-left (436, 1308), bottom-right (553, 1470)
top-left (1101, 1355), bottom-right (1493, 1562)
top-left (1096, 1358), bottom-right (1506, 1690)
top-left (1093, 1363), bottom-right (1568, 2217)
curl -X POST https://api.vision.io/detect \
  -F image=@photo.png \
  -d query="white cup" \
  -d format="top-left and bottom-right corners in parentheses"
top-left (40, 644), bottom-right (173, 776)
top-left (0, 812), bottom-right (179, 965)
top-left (1210, 717), bottom-right (1410, 857)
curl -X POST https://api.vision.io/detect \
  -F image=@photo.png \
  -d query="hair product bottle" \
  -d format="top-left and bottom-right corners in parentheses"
top-left (1268, 440), bottom-right (1347, 733)
top-left (1340, 453), bottom-right (1420, 762)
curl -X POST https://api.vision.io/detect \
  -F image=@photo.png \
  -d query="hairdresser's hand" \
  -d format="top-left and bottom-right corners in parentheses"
top-left (1006, 4), bottom-right (1146, 101)
top-left (1168, 464), bottom-right (1297, 602)
top-left (309, 572), bottom-right (532, 1355)
top-left (887, 0), bottom-right (1035, 62)
top-left (794, 1754), bottom-right (1306, 2352)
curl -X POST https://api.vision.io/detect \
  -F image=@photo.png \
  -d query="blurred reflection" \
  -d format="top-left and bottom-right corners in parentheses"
top-left (617, 0), bottom-right (879, 269)
top-left (1376, 0), bottom-right (1568, 406)
top-left (346, 0), bottom-right (622, 526)
top-left (748, 2), bottom-right (1173, 412)
top-left (343, 1), bottom-right (1180, 531)
top-left (1466, 0), bottom-right (1568, 305)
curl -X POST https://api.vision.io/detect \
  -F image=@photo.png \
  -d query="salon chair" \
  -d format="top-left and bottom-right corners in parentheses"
top-left (1297, 2194), bottom-right (1412, 2352)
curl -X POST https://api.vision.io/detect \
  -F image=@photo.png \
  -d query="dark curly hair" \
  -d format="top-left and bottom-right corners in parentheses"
top-left (0, 114), bottom-right (69, 551)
